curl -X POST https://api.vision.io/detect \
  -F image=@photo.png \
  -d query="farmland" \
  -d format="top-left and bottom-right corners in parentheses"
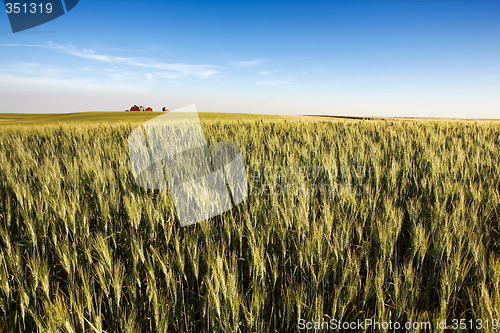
top-left (0, 113), bottom-right (499, 332)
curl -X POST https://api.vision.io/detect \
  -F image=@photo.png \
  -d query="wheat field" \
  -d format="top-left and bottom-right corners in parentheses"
top-left (0, 115), bottom-right (499, 332)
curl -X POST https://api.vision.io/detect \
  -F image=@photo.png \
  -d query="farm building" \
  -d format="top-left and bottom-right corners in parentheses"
top-left (162, 107), bottom-right (169, 112)
top-left (128, 105), bottom-right (157, 112)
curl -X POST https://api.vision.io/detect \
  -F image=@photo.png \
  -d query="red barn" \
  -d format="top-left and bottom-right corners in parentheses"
top-left (145, 107), bottom-right (153, 112)
top-left (130, 105), bottom-right (140, 111)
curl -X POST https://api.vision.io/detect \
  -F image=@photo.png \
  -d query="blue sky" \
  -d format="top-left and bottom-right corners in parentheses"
top-left (1, 0), bottom-right (499, 117)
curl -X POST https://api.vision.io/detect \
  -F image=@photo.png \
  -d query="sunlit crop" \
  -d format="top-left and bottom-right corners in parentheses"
top-left (0, 116), bottom-right (498, 332)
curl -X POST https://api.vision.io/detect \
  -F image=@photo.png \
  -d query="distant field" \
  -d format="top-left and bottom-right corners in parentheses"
top-left (1, 111), bottom-right (496, 127)
top-left (0, 111), bottom-right (288, 126)
top-left (0, 113), bottom-right (498, 332)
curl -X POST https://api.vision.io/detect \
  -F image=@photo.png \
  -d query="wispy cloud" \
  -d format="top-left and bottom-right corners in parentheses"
top-left (259, 70), bottom-right (273, 75)
top-left (0, 42), bottom-right (220, 79)
top-left (51, 43), bottom-right (220, 78)
top-left (255, 79), bottom-right (291, 86)
top-left (230, 59), bottom-right (266, 67)
top-left (0, 73), bottom-right (134, 93)
top-left (3, 62), bottom-right (66, 77)
top-left (0, 43), bottom-right (43, 47)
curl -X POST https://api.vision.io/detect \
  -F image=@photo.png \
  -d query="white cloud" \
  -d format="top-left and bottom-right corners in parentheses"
top-left (3, 62), bottom-right (67, 77)
top-left (255, 79), bottom-right (291, 86)
top-left (230, 59), bottom-right (266, 67)
top-left (0, 73), bottom-right (135, 93)
top-left (0, 42), bottom-right (220, 79)
top-left (259, 71), bottom-right (273, 75)
top-left (0, 43), bottom-right (43, 47)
